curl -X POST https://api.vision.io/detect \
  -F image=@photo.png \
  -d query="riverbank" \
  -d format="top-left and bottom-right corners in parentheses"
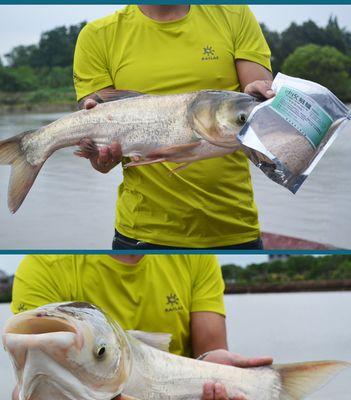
top-left (225, 279), bottom-right (351, 294)
top-left (0, 87), bottom-right (76, 114)
top-left (1, 280), bottom-right (351, 303)
top-left (0, 90), bottom-right (348, 115)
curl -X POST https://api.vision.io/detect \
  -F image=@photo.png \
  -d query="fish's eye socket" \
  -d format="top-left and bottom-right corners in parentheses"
top-left (95, 345), bottom-right (107, 359)
top-left (237, 113), bottom-right (247, 125)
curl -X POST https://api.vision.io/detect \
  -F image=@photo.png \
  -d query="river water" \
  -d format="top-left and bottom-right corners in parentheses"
top-left (0, 112), bottom-right (350, 249)
top-left (0, 292), bottom-right (350, 398)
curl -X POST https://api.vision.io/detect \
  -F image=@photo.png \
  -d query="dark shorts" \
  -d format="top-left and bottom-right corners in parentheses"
top-left (112, 230), bottom-right (264, 250)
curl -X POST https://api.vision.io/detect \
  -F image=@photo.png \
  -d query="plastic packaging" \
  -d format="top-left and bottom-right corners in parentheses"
top-left (238, 73), bottom-right (351, 193)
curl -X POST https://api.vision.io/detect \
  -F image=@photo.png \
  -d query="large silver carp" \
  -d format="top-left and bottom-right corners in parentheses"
top-left (2, 302), bottom-right (349, 400)
top-left (0, 90), bottom-right (258, 213)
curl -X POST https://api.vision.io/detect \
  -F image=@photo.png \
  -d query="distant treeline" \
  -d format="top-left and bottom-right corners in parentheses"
top-left (0, 23), bottom-right (85, 110)
top-left (262, 17), bottom-right (351, 101)
top-left (0, 22), bottom-right (85, 92)
top-left (0, 274), bottom-right (13, 303)
top-left (0, 16), bottom-right (351, 105)
top-left (222, 255), bottom-right (351, 293)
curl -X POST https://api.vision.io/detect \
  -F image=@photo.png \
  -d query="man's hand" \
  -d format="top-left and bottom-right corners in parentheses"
top-left (201, 350), bottom-right (273, 400)
top-left (244, 80), bottom-right (274, 100)
top-left (202, 349), bottom-right (273, 367)
top-left (74, 98), bottom-right (123, 174)
top-left (12, 386), bottom-right (19, 400)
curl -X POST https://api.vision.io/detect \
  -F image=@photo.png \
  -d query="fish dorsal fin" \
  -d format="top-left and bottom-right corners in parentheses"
top-left (274, 360), bottom-right (350, 399)
top-left (127, 330), bottom-right (172, 352)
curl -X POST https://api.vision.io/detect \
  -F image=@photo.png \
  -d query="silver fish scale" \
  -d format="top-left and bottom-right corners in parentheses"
top-left (20, 93), bottom-right (199, 166)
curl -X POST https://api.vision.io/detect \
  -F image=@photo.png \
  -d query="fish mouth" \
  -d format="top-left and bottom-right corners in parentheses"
top-left (2, 310), bottom-right (83, 358)
top-left (4, 312), bottom-right (77, 336)
top-left (2, 311), bottom-right (84, 379)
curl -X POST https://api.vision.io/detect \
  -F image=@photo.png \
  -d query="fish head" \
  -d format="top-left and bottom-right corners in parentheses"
top-left (189, 91), bottom-right (261, 148)
top-left (2, 302), bottom-right (132, 400)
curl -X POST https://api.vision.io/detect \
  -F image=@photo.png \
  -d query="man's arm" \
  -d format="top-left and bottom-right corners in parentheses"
top-left (191, 311), bottom-right (273, 400)
top-left (77, 86), bottom-right (142, 110)
top-left (236, 59), bottom-right (274, 100)
top-left (191, 311), bottom-right (228, 357)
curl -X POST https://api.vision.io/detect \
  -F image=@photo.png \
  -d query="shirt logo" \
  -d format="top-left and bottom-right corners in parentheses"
top-left (165, 293), bottom-right (183, 312)
top-left (73, 72), bottom-right (82, 83)
top-left (202, 46), bottom-right (219, 61)
top-left (18, 303), bottom-right (27, 312)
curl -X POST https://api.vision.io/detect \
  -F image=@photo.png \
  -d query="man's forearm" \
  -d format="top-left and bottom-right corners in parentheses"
top-left (191, 312), bottom-right (228, 358)
top-left (77, 87), bottom-right (142, 109)
top-left (235, 59), bottom-right (273, 94)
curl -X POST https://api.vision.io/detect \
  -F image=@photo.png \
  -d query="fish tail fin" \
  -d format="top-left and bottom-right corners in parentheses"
top-left (274, 360), bottom-right (350, 399)
top-left (0, 130), bottom-right (43, 213)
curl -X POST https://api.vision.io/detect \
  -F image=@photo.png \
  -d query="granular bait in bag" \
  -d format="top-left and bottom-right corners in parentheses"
top-left (238, 73), bottom-right (350, 193)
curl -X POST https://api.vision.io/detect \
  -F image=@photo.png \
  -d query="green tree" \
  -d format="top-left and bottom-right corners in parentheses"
top-left (5, 45), bottom-right (39, 68)
top-left (37, 22), bottom-right (85, 68)
top-left (0, 65), bottom-right (38, 91)
top-left (5, 22), bottom-right (86, 69)
top-left (260, 23), bottom-right (281, 74)
top-left (260, 17), bottom-right (351, 74)
top-left (276, 21), bottom-right (326, 72)
top-left (40, 66), bottom-right (73, 88)
top-left (282, 44), bottom-right (351, 100)
top-left (325, 16), bottom-right (349, 55)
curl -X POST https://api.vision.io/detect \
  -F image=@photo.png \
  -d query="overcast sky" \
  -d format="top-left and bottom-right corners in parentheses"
top-left (0, 254), bottom-right (268, 275)
top-left (0, 5), bottom-right (350, 60)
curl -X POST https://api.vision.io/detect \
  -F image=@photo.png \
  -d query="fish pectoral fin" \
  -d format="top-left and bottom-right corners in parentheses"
top-left (124, 143), bottom-right (202, 168)
top-left (170, 162), bottom-right (194, 174)
top-left (124, 157), bottom-right (167, 168)
top-left (119, 395), bottom-right (142, 400)
top-left (74, 139), bottom-right (99, 158)
top-left (127, 330), bottom-right (172, 352)
top-left (274, 360), bottom-right (350, 399)
top-left (146, 142), bottom-right (201, 159)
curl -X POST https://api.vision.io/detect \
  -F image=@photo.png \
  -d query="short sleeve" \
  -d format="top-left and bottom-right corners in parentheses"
top-left (234, 6), bottom-right (271, 71)
top-left (191, 256), bottom-right (226, 316)
top-left (73, 23), bottom-right (114, 101)
top-left (10, 255), bottom-right (72, 314)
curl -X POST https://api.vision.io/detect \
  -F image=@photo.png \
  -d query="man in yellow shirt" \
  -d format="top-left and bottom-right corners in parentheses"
top-left (73, 5), bottom-right (274, 249)
top-left (11, 254), bottom-right (272, 400)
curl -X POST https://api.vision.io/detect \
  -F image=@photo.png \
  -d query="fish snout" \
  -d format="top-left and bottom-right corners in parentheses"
top-left (3, 313), bottom-right (83, 360)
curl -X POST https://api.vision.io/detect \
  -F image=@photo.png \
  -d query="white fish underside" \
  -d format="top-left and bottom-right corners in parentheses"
top-left (124, 338), bottom-right (281, 400)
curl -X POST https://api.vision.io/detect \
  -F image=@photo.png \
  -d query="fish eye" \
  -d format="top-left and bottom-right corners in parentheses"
top-left (95, 345), bottom-right (107, 359)
top-left (236, 113), bottom-right (247, 125)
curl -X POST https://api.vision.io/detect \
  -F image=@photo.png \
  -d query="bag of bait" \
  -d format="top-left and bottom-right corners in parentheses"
top-left (237, 73), bottom-right (351, 193)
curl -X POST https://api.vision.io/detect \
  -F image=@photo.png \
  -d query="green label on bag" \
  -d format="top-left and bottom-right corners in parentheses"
top-left (269, 86), bottom-right (333, 149)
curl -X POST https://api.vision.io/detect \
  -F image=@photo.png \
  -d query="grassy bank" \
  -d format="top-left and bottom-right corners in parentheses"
top-left (0, 86), bottom-right (76, 114)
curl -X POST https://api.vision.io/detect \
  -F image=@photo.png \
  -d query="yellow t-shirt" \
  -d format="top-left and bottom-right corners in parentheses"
top-left (11, 255), bottom-right (225, 357)
top-left (73, 5), bottom-right (271, 247)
